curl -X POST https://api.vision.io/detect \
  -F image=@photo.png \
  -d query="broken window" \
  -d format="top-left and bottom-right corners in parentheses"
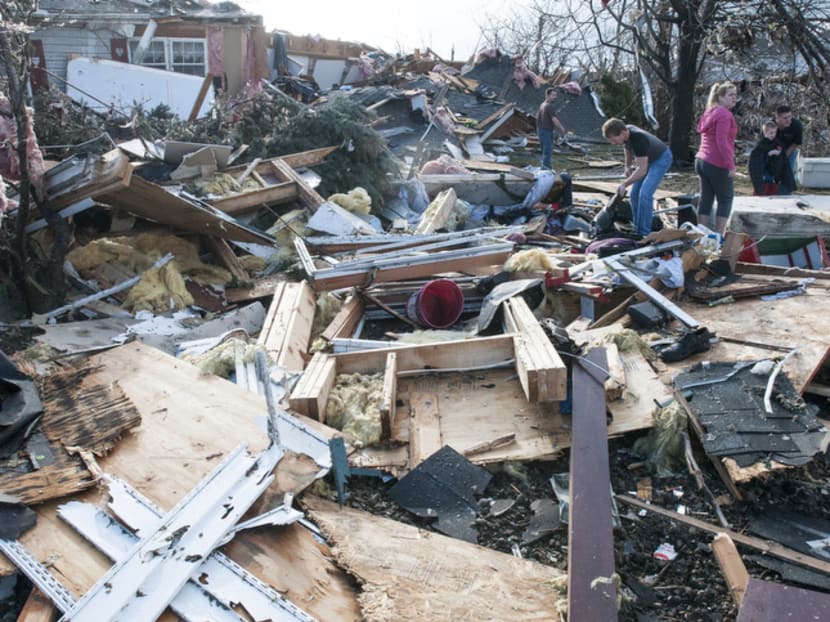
top-left (129, 38), bottom-right (206, 76)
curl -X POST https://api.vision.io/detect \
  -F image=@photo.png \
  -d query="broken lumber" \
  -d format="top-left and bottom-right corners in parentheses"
top-left (414, 187), bottom-right (456, 234)
top-left (711, 533), bottom-right (750, 606)
top-left (502, 296), bottom-right (567, 401)
top-left (288, 352), bottom-right (337, 421)
top-left (257, 280), bottom-right (316, 372)
top-left (568, 348), bottom-right (617, 622)
top-left (271, 158), bottom-right (325, 212)
top-left (304, 497), bottom-right (566, 621)
top-left (380, 352), bottom-right (398, 440)
top-left (320, 293), bottom-right (365, 342)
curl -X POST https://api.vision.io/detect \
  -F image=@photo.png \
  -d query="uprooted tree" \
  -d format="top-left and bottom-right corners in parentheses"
top-left (480, 0), bottom-right (830, 160)
top-left (1, 0), bottom-right (71, 314)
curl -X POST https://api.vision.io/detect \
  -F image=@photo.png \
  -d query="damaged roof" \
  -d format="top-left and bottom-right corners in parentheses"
top-left (34, 0), bottom-right (260, 22)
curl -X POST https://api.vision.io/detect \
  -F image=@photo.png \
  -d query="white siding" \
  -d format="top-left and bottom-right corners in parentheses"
top-left (36, 24), bottom-right (133, 91)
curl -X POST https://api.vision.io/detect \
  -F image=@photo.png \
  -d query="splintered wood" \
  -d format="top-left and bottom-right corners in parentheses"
top-left (0, 363), bottom-right (141, 504)
top-left (305, 497), bottom-right (566, 622)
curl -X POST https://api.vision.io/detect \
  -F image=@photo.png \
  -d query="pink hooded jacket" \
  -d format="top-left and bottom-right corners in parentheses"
top-left (695, 106), bottom-right (737, 170)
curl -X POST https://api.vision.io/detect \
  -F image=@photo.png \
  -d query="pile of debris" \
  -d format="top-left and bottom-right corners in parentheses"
top-left (1, 49), bottom-right (830, 622)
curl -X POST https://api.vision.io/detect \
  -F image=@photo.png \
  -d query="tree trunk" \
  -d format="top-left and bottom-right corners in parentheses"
top-left (668, 25), bottom-right (704, 164)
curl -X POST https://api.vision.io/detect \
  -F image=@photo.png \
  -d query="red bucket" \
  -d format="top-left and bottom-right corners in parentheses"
top-left (406, 279), bottom-right (464, 329)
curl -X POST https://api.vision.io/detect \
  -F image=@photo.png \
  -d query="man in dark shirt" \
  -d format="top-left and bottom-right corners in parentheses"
top-left (602, 117), bottom-right (673, 237)
top-left (774, 104), bottom-right (803, 193)
top-left (536, 87), bottom-right (566, 170)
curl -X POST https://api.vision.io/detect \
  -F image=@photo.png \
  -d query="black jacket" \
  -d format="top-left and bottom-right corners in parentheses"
top-left (748, 137), bottom-right (796, 194)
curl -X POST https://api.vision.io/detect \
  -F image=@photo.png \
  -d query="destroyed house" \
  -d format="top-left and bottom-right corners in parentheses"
top-left (30, 0), bottom-right (268, 115)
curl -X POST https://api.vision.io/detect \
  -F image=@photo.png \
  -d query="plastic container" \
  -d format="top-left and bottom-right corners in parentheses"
top-left (406, 279), bottom-right (464, 328)
top-left (796, 156), bottom-right (830, 188)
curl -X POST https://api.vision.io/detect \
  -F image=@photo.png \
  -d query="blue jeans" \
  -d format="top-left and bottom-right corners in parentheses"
top-left (538, 128), bottom-right (553, 170)
top-left (630, 149), bottom-right (672, 236)
top-left (779, 149), bottom-right (798, 194)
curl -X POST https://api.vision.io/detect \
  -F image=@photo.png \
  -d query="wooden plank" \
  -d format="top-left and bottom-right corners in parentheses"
top-left (310, 248), bottom-right (512, 291)
top-left (204, 236), bottom-right (249, 284)
top-left (99, 175), bottom-right (274, 245)
top-left (48, 150), bottom-right (133, 209)
top-left (736, 261), bottom-right (830, 280)
top-left (271, 159), bottom-right (325, 212)
top-left (568, 348), bottom-right (617, 622)
top-left (209, 181), bottom-right (298, 215)
top-left (16, 588), bottom-right (56, 622)
top-left (335, 334), bottom-right (516, 375)
top-left (1, 344), bottom-right (358, 622)
top-left (379, 352), bottom-right (397, 440)
top-left (188, 74), bottom-right (213, 122)
top-left (304, 497), bottom-right (566, 621)
top-left (320, 293), bottom-right (364, 342)
top-left (711, 533), bottom-right (750, 606)
top-left (257, 280), bottom-right (315, 372)
top-left (414, 187), bottom-right (457, 234)
top-left (682, 290), bottom-right (830, 393)
top-left (604, 342), bottom-right (625, 401)
top-left (408, 390), bottom-right (442, 468)
top-left (617, 494), bottom-right (830, 576)
top-left (288, 352), bottom-right (337, 421)
top-left (225, 275), bottom-right (286, 304)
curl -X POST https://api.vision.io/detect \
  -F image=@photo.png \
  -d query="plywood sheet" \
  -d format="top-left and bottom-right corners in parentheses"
top-left (0, 344), bottom-right (360, 622)
top-left (304, 497), bottom-right (566, 622)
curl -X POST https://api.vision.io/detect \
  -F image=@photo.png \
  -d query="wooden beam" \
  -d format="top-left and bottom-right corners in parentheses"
top-left (408, 390), bottom-right (442, 468)
top-left (414, 187), bottom-right (457, 234)
top-left (226, 275), bottom-right (286, 304)
top-left (288, 352), bottom-right (337, 421)
top-left (379, 352), bottom-right (398, 441)
top-left (320, 293), bottom-right (365, 342)
top-left (209, 181), bottom-right (298, 216)
top-left (16, 587), bottom-right (57, 622)
top-left (617, 495), bottom-right (830, 576)
top-left (257, 280), bottom-right (316, 372)
top-left (503, 297), bottom-right (567, 401)
top-left (271, 159), bottom-right (325, 213)
top-left (188, 74), bottom-right (213, 122)
top-left (334, 334), bottom-right (516, 375)
top-left (568, 347), bottom-right (616, 622)
top-left (204, 236), bottom-right (249, 284)
top-left (100, 175), bottom-right (274, 245)
top-left (711, 533), bottom-right (750, 607)
top-left (310, 247), bottom-right (512, 291)
top-left (604, 342), bottom-right (625, 401)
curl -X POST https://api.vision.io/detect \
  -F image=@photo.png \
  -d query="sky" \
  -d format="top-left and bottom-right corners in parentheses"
top-left (234, 0), bottom-right (532, 61)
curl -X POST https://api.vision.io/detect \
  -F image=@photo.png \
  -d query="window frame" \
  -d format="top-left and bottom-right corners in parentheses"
top-left (128, 37), bottom-right (207, 76)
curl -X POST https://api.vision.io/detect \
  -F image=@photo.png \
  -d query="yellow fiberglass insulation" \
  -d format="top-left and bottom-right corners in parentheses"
top-left (238, 254), bottom-right (267, 274)
top-left (310, 292), bottom-right (344, 341)
top-left (181, 338), bottom-right (267, 378)
top-left (193, 172), bottom-right (260, 197)
top-left (123, 261), bottom-right (193, 313)
top-left (328, 187), bottom-right (371, 214)
top-left (503, 248), bottom-right (557, 273)
top-left (68, 233), bottom-right (231, 285)
top-left (325, 372), bottom-right (384, 446)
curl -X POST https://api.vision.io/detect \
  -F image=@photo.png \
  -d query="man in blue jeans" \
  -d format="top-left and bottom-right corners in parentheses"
top-left (536, 87), bottom-right (567, 170)
top-left (602, 117), bottom-right (673, 238)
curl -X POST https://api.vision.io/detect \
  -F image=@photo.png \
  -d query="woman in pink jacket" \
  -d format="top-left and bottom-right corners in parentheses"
top-left (695, 82), bottom-right (738, 234)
